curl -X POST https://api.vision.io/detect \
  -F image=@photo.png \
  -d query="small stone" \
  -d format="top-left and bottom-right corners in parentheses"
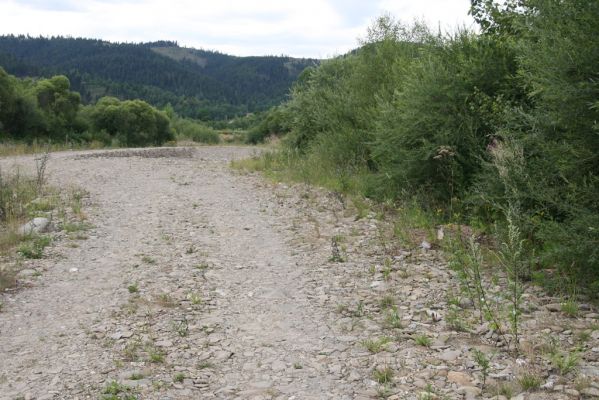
top-left (545, 303), bottom-right (561, 312)
top-left (421, 241), bottom-right (432, 250)
top-left (155, 340), bottom-right (173, 347)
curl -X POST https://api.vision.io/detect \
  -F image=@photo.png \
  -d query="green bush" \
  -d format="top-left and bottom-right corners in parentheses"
top-left (172, 118), bottom-right (220, 144)
top-left (90, 97), bottom-right (174, 146)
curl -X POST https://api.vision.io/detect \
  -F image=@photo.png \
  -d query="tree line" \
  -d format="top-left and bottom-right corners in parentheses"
top-left (0, 36), bottom-right (316, 120)
top-left (1, 67), bottom-right (177, 146)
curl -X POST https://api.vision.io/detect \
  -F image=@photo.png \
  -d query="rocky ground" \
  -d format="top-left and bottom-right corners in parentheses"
top-left (0, 146), bottom-right (598, 400)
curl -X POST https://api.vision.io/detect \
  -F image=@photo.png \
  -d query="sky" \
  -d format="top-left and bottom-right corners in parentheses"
top-left (0, 0), bottom-right (475, 58)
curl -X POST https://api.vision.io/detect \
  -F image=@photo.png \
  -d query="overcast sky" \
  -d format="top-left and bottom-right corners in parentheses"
top-left (0, 0), bottom-right (475, 58)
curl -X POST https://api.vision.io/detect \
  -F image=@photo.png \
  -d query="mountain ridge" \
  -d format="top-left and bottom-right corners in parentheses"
top-left (0, 35), bottom-right (318, 119)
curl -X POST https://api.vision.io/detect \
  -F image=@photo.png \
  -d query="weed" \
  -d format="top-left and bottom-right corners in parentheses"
top-left (293, 362), bottom-right (303, 369)
top-left (414, 334), bottom-right (431, 347)
top-left (34, 149), bottom-right (50, 196)
top-left (561, 300), bottom-right (579, 317)
top-left (355, 300), bottom-right (365, 317)
top-left (517, 372), bottom-right (541, 391)
top-left (550, 350), bottom-right (580, 375)
top-left (329, 235), bottom-right (345, 262)
top-left (373, 366), bottom-right (394, 384)
top-left (384, 306), bottom-right (403, 329)
top-left (173, 373), bottom-right (185, 383)
top-left (336, 304), bottom-right (349, 314)
top-left (197, 361), bottom-right (214, 369)
top-left (362, 337), bottom-right (391, 353)
top-left (376, 384), bottom-right (392, 399)
top-left (129, 373), bottom-right (144, 380)
top-left (122, 341), bottom-right (140, 361)
top-left (156, 293), bottom-right (176, 308)
top-left (472, 349), bottom-right (491, 387)
top-left (576, 330), bottom-right (591, 344)
top-left (148, 350), bottom-right (164, 363)
top-left (127, 283), bottom-right (139, 293)
top-left (351, 196), bottom-right (370, 220)
top-left (173, 319), bottom-right (189, 337)
top-left (379, 295), bottom-right (395, 309)
top-left (141, 255), bottom-right (156, 264)
top-left (382, 258), bottom-right (392, 281)
top-left (63, 221), bottom-right (92, 233)
top-left (187, 292), bottom-right (202, 305)
top-left (446, 307), bottom-right (469, 332)
top-left (17, 235), bottom-right (51, 259)
top-left (494, 382), bottom-right (515, 398)
top-left (574, 375), bottom-right (592, 392)
top-left (102, 380), bottom-right (136, 400)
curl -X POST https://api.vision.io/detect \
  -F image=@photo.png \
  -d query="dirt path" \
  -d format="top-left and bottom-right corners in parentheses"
top-left (0, 147), bottom-right (374, 399)
top-left (1, 147), bottom-right (598, 400)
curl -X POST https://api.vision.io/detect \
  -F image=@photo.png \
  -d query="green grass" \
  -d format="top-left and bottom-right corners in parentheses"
top-left (373, 366), bottom-right (394, 384)
top-left (148, 350), bottom-right (164, 363)
top-left (141, 255), bottom-right (156, 264)
top-left (362, 337), bottom-right (391, 353)
top-left (173, 373), bottom-right (185, 383)
top-left (63, 221), bottom-right (92, 233)
top-left (561, 300), bottom-right (579, 317)
top-left (550, 350), bottom-right (580, 375)
top-left (17, 235), bottom-right (51, 259)
top-left (384, 306), bottom-right (403, 329)
top-left (102, 381), bottom-right (136, 400)
top-left (518, 372), bottom-right (542, 391)
top-left (127, 283), bottom-right (139, 293)
top-left (414, 334), bottom-right (432, 347)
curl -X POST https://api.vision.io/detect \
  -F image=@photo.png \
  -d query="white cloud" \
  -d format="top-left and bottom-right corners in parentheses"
top-left (0, 0), bottom-right (474, 57)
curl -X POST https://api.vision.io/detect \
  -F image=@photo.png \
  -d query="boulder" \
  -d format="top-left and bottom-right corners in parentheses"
top-left (18, 217), bottom-right (52, 236)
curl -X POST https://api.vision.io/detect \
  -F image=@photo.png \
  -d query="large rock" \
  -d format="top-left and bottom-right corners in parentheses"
top-left (18, 217), bottom-right (52, 236)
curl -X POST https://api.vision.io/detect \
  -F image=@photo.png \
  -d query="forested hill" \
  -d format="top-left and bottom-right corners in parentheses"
top-left (0, 36), bottom-right (317, 119)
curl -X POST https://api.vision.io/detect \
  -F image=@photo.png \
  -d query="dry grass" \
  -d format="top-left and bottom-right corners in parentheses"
top-left (0, 141), bottom-right (106, 157)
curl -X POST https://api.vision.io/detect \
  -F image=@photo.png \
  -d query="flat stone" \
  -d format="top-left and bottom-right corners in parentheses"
top-left (448, 371), bottom-right (473, 386)
top-left (545, 303), bottom-right (561, 312)
top-left (457, 386), bottom-right (481, 399)
top-left (250, 381), bottom-right (272, 389)
top-left (155, 340), bottom-right (173, 347)
top-left (213, 350), bottom-right (233, 361)
top-left (18, 269), bottom-right (37, 278)
top-left (439, 350), bottom-right (461, 362)
top-left (582, 387), bottom-right (599, 397)
top-left (272, 360), bottom-right (286, 371)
